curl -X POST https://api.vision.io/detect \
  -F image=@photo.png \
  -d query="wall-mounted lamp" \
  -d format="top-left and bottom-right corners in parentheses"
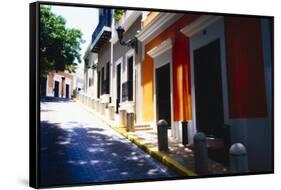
top-left (116, 26), bottom-right (138, 52)
top-left (92, 64), bottom-right (97, 70)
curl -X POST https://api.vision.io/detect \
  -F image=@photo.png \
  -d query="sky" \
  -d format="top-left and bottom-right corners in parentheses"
top-left (50, 5), bottom-right (99, 78)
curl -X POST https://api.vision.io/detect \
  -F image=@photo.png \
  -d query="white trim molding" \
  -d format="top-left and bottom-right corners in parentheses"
top-left (137, 13), bottom-right (182, 61)
top-left (114, 56), bottom-right (123, 110)
top-left (147, 38), bottom-right (174, 58)
top-left (125, 49), bottom-right (136, 103)
top-left (151, 39), bottom-right (175, 139)
top-left (180, 15), bottom-right (222, 37)
top-left (189, 17), bottom-right (228, 142)
top-left (137, 13), bottom-right (183, 43)
top-left (137, 13), bottom-right (180, 42)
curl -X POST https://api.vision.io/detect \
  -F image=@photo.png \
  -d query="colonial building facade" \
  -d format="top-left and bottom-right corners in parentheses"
top-left (81, 10), bottom-right (273, 172)
top-left (137, 13), bottom-right (272, 171)
top-left (45, 71), bottom-right (74, 99)
top-left (111, 10), bottom-right (143, 126)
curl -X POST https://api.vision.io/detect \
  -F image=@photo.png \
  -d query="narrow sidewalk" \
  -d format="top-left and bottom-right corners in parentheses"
top-left (76, 99), bottom-right (228, 177)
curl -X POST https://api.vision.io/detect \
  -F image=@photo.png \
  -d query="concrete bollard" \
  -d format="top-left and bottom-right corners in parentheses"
top-left (108, 104), bottom-right (115, 120)
top-left (92, 99), bottom-right (95, 109)
top-left (182, 121), bottom-right (189, 145)
top-left (229, 143), bottom-right (248, 173)
top-left (96, 100), bottom-right (100, 112)
top-left (157, 120), bottom-right (169, 151)
top-left (126, 112), bottom-right (135, 132)
top-left (119, 110), bottom-right (126, 126)
top-left (193, 132), bottom-right (209, 174)
top-left (87, 96), bottom-right (89, 105)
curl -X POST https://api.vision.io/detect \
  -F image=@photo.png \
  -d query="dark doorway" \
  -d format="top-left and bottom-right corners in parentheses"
top-left (193, 39), bottom-right (228, 164)
top-left (116, 64), bottom-right (121, 113)
top-left (54, 81), bottom-right (59, 97)
top-left (106, 62), bottom-right (110, 94)
top-left (156, 63), bottom-right (171, 127)
top-left (101, 67), bottom-right (105, 94)
top-left (127, 56), bottom-right (134, 101)
top-left (97, 71), bottom-right (100, 98)
top-left (65, 84), bottom-right (70, 99)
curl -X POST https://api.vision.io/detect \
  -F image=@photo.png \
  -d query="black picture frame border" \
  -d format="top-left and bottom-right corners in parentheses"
top-left (29, 1), bottom-right (274, 189)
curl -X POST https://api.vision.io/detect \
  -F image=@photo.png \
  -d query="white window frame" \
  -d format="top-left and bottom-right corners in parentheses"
top-left (114, 56), bottom-right (123, 109)
top-left (125, 49), bottom-right (136, 103)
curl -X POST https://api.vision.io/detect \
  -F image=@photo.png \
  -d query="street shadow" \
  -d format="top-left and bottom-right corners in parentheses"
top-left (40, 121), bottom-right (176, 187)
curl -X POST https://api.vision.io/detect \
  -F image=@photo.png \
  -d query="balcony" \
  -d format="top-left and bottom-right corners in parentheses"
top-left (91, 9), bottom-right (112, 53)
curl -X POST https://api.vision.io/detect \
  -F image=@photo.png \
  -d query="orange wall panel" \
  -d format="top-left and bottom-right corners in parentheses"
top-left (142, 55), bottom-right (155, 121)
top-left (141, 14), bottom-right (199, 122)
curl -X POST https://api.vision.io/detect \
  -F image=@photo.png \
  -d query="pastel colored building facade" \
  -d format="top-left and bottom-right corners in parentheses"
top-left (45, 71), bottom-right (74, 98)
top-left (83, 46), bottom-right (98, 98)
top-left (137, 13), bottom-right (272, 171)
top-left (81, 9), bottom-right (273, 172)
top-left (111, 10), bottom-right (143, 125)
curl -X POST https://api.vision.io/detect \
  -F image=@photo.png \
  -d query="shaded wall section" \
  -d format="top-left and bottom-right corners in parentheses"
top-left (224, 17), bottom-right (267, 118)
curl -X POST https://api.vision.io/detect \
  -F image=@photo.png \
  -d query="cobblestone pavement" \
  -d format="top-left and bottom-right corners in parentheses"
top-left (40, 97), bottom-right (176, 187)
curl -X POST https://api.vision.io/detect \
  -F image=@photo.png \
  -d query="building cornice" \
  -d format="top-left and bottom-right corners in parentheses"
top-left (136, 13), bottom-right (183, 43)
top-left (147, 38), bottom-right (174, 58)
top-left (180, 15), bottom-right (222, 37)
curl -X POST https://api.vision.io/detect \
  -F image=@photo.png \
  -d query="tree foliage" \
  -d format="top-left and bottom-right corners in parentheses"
top-left (40, 6), bottom-right (84, 78)
top-left (114, 9), bottom-right (125, 22)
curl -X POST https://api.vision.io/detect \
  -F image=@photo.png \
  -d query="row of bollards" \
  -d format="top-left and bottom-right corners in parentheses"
top-left (78, 93), bottom-right (135, 132)
top-left (193, 132), bottom-right (248, 174)
top-left (157, 120), bottom-right (248, 175)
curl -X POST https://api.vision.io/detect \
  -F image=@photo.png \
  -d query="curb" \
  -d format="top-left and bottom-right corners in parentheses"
top-left (77, 100), bottom-right (198, 177)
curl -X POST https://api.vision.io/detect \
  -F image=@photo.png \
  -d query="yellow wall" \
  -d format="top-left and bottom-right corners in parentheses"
top-left (141, 55), bottom-right (154, 121)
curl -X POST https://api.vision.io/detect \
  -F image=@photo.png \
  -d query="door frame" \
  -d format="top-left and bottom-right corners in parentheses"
top-left (125, 49), bottom-right (136, 103)
top-left (64, 78), bottom-right (71, 99)
top-left (114, 56), bottom-right (123, 112)
top-left (147, 38), bottom-right (174, 132)
top-left (65, 84), bottom-right (70, 98)
top-left (182, 16), bottom-right (229, 138)
top-left (54, 80), bottom-right (60, 97)
top-left (193, 39), bottom-right (224, 137)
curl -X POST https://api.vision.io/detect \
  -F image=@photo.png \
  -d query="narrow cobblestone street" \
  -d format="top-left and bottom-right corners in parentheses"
top-left (40, 97), bottom-right (176, 186)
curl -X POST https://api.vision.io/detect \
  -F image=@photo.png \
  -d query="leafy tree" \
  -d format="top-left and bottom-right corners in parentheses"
top-left (40, 6), bottom-right (84, 78)
top-left (114, 9), bottom-right (125, 22)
